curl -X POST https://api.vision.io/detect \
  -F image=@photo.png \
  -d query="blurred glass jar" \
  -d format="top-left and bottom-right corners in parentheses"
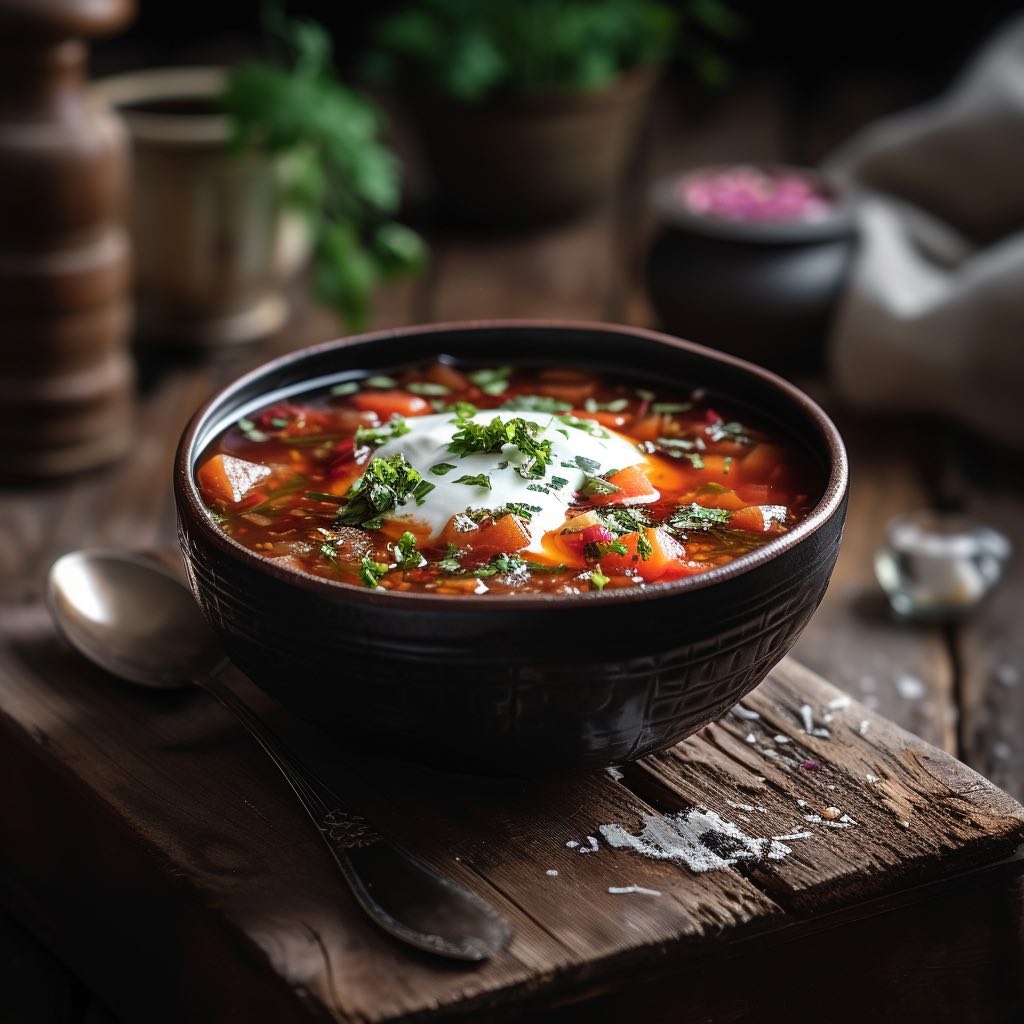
top-left (875, 511), bottom-right (1012, 622)
top-left (93, 68), bottom-right (305, 347)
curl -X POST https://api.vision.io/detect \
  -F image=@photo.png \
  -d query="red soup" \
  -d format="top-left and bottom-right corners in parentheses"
top-left (195, 363), bottom-right (822, 595)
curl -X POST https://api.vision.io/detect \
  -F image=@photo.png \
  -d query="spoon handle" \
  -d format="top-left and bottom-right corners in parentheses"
top-left (196, 674), bottom-right (510, 961)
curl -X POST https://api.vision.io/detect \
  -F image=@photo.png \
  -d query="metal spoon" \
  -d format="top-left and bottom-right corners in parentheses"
top-left (46, 549), bottom-right (511, 962)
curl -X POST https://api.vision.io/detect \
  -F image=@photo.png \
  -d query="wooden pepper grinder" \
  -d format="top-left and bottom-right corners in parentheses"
top-left (0, 0), bottom-right (135, 478)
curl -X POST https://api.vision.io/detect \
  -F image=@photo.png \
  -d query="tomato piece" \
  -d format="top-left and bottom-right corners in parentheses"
top-left (351, 390), bottom-right (431, 418)
top-left (422, 362), bottom-right (470, 392)
top-left (740, 444), bottom-right (787, 483)
top-left (598, 527), bottom-right (685, 581)
top-left (588, 465), bottom-right (659, 506)
top-left (197, 454), bottom-right (272, 505)
top-left (690, 486), bottom-right (748, 511)
top-left (729, 505), bottom-right (789, 534)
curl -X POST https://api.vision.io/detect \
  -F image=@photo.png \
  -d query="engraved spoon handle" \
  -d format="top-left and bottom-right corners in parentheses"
top-left (197, 673), bottom-right (511, 962)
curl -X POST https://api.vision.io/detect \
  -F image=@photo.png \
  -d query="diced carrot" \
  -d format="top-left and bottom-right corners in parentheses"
top-left (422, 361), bottom-right (471, 392)
top-left (695, 454), bottom-right (737, 486)
top-left (470, 513), bottom-right (531, 553)
top-left (197, 454), bottom-right (272, 505)
top-left (690, 486), bottom-right (747, 511)
top-left (740, 443), bottom-right (787, 483)
top-left (588, 465), bottom-right (660, 506)
top-left (630, 414), bottom-right (668, 443)
top-left (570, 409), bottom-right (630, 429)
top-left (597, 527), bottom-right (685, 581)
top-left (735, 482), bottom-right (773, 505)
top-left (729, 505), bottom-right (789, 534)
top-left (351, 390), bottom-right (431, 418)
top-left (533, 369), bottom-right (599, 407)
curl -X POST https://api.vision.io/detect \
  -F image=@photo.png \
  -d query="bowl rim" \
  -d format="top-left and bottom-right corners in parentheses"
top-left (174, 319), bottom-right (849, 610)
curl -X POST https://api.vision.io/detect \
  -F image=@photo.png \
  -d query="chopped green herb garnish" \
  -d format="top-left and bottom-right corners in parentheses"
top-left (526, 483), bottom-right (550, 494)
top-left (586, 539), bottom-right (629, 558)
top-left (667, 503), bottom-right (731, 533)
top-left (359, 554), bottom-right (390, 588)
top-left (435, 399), bottom-right (478, 421)
top-left (394, 531), bottom-right (426, 569)
top-left (635, 388), bottom-right (656, 402)
top-left (580, 475), bottom-right (622, 497)
top-left (305, 490), bottom-right (345, 504)
top-left (558, 413), bottom-right (609, 438)
top-left (355, 417), bottom-right (411, 447)
top-left (453, 473), bottom-right (492, 490)
top-left (549, 476), bottom-right (569, 490)
top-left (470, 553), bottom-right (565, 578)
top-left (723, 456), bottom-right (733, 474)
top-left (682, 452), bottom-right (705, 469)
top-left (412, 480), bottom-right (435, 505)
top-left (500, 394), bottom-right (571, 413)
top-left (589, 564), bottom-right (610, 590)
top-left (652, 402), bottom-right (692, 414)
top-left (469, 366), bottom-right (513, 395)
top-left (451, 512), bottom-right (478, 533)
top-left (707, 420), bottom-right (751, 444)
top-left (436, 543), bottom-right (462, 572)
top-left (430, 462), bottom-right (456, 476)
top-left (334, 453), bottom-right (424, 529)
top-left (573, 455), bottom-right (601, 474)
top-left (447, 416), bottom-right (553, 479)
top-left (599, 507), bottom-right (653, 560)
top-left (406, 381), bottom-right (450, 396)
top-left (270, 417), bottom-right (289, 429)
top-left (237, 417), bottom-right (268, 442)
top-left (656, 437), bottom-right (694, 451)
top-left (364, 375), bottom-right (398, 389)
top-left (329, 380), bottom-right (360, 396)
top-left (320, 541), bottom-right (338, 560)
top-left (583, 397), bottom-right (629, 413)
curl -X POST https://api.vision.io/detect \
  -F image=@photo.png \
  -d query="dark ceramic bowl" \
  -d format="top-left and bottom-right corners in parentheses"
top-left (174, 321), bottom-right (848, 775)
top-left (645, 164), bottom-right (860, 372)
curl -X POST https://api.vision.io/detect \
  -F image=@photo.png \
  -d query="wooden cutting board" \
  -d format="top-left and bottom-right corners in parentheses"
top-left (1, 601), bottom-right (1022, 1023)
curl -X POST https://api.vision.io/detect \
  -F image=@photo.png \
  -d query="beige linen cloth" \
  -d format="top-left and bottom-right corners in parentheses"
top-left (824, 15), bottom-right (1024, 446)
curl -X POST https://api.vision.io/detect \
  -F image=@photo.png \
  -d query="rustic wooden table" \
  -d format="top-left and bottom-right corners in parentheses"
top-left (1, 77), bottom-right (1022, 1022)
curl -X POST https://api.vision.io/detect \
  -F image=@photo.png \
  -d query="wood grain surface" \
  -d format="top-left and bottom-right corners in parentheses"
top-left (2, 71), bottom-right (1023, 1023)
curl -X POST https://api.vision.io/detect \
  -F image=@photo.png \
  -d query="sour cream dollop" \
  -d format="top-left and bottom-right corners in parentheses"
top-left (375, 410), bottom-right (657, 553)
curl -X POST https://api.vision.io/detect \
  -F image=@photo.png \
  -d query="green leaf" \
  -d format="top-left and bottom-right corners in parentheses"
top-left (454, 473), bottom-right (492, 491)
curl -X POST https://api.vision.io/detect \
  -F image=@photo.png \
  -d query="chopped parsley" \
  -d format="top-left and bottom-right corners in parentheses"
top-left (654, 437), bottom-right (704, 468)
top-left (269, 417), bottom-right (289, 429)
top-left (447, 416), bottom-right (553, 479)
top-left (433, 399), bottom-right (479, 420)
top-left (334, 453), bottom-right (424, 529)
top-left (394, 531), bottom-right (425, 569)
top-left (557, 413), bottom-right (609, 438)
top-left (549, 476), bottom-right (569, 490)
top-left (589, 564), bottom-right (610, 590)
top-left (707, 420), bottom-right (751, 444)
top-left (572, 455), bottom-right (601, 474)
top-left (583, 397), bottom-right (629, 413)
top-left (500, 394), bottom-right (571, 413)
top-left (319, 541), bottom-right (338, 560)
top-left (355, 418), bottom-right (410, 447)
top-left (579, 475), bottom-right (622, 498)
top-left (667, 503), bottom-right (731, 533)
top-left (526, 483), bottom-right (550, 494)
top-left (470, 553), bottom-right (565, 578)
top-left (635, 387), bottom-right (656, 402)
top-left (329, 380), bottom-right (360, 396)
top-left (237, 417), bottom-right (268, 442)
top-left (436, 543), bottom-right (462, 572)
top-left (359, 554), bottom-right (390, 587)
top-left (305, 490), bottom-right (345, 504)
top-left (652, 401), bottom-right (692, 414)
top-left (469, 366), bottom-right (513, 395)
top-left (430, 462), bottom-right (456, 476)
top-left (412, 480), bottom-right (435, 504)
top-left (453, 473), bottom-right (492, 490)
top-left (586, 539), bottom-right (629, 559)
top-left (364, 375), bottom-right (398, 389)
top-left (405, 381), bottom-right (449, 396)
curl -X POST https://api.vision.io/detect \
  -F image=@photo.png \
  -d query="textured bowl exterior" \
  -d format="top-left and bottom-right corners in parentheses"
top-left (175, 322), bottom-right (848, 774)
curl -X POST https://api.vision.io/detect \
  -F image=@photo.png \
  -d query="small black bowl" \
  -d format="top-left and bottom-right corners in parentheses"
top-left (645, 165), bottom-right (859, 372)
top-left (174, 321), bottom-right (848, 775)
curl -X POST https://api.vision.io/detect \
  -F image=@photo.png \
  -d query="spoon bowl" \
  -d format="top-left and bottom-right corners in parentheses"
top-left (47, 549), bottom-right (224, 688)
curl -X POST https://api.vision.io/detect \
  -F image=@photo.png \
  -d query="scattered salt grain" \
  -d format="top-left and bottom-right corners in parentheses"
top-left (600, 808), bottom-right (809, 874)
top-left (799, 704), bottom-right (814, 734)
top-left (734, 705), bottom-right (761, 720)
top-left (606, 766), bottom-right (624, 781)
top-left (773, 734), bottom-right (791, 744)
top-left (858, 719), bottom-right (871, 736)
top-left (865, 773), bottom-right (880, 784)
top-left (727, 800), bottom-right (756, 811)
top-left (565, 840), bottom-right (579, 848)
top-left (578, 835), bottom-right (599, 854)
top-left (797, 799), bottom-right (808, 808)
top-left (745, 732), bottom-right (757, 744)
top-left (608, 885), bottom-right (661, 896)
top-left (896, 673), bottom-right (926, 700)
top-left (900, 820), bottom-right (911, 829)
top-left (546, 869), bottom-right (559, 877)
top-left (827, 695), bottom-right (852, 711)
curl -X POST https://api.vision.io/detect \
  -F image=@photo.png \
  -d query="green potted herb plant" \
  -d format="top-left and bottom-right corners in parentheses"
top-left (96, 13), bottom-right (424, 345)
top-left (364, 0), bottom-right (737, 227)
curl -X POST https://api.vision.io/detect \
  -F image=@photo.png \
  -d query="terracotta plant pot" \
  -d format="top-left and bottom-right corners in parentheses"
top-left (409, 68), bottom-right (657, 227)
top-left (93, 67), bottom-right (299, 347)
top-left (645, 165), bottom-right (860, 372)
